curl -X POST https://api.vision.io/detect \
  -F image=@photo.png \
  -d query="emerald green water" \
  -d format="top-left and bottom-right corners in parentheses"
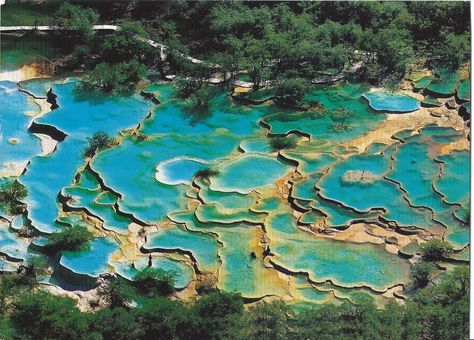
top-left (457, 79), bottom-right (470, 101)
top-left (272, 234), bottom-right (410, 291)
top-left (427, 68), bottom-right (460, 96)
top-left (1, 68), bottom-right (469, 302)
top-left (209, 154), bottom-right (293, 194)
top-left (143, 224), bottom-right (220, 272)
top-left (0, 81), bottom-right (42, 176)
top-left (362, 91), bottom-right (420, 112)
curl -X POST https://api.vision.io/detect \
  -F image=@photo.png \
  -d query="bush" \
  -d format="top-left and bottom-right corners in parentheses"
top-left (83, 131), bottom-right (114, 157)
top-left (420, 240), bottom-right (453, 261)
top-left (81, 60), bottom-right (146, 93)
top-left (136, 297), bottom-right (194, 339)
top-left (269, 136), bottom-right (299, 151)
top-left (194, 167), bottom-right (220, 179)
top-left (45, 225), bottom-right (94, 252)
top-left (410, 262), bottom-right (435, 289)
top-left (276, 78), bottom-right (308, 106)
top-left (330, 108), bottom-right (354, 132)
top-left (55, 2), bottom-right (99, 42)
top-left (193, 291), bottom-right (244, 339)
top-left (244, 301), bottom-right (294, 339)
top-left (189, 86), bottom-right (213, 109)
top-left (11, 291), bottom-right (90, 340)
top-left (18, 256), bottom-right (48, 287)
top-left (133, 268), bottom-right (176, 296)
top-left (97, 277), bottom-right (134, 308)
top-left (0, 180), bottom-right (27, 216)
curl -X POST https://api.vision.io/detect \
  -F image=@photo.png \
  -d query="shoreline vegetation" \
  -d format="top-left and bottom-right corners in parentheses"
top-left (0, 1), bottom-right (470, 339)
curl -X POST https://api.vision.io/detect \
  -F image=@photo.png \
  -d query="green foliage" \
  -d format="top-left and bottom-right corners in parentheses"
top-left (410, 262), bottom-right (435, 289)
top-left (92, 307), bottom-right (142, 339)
top-left (0, 180), bottom-right (27, 216)
top-left (101, 21), bottom-right (150, 63)
top-left (133, 268), bottom-right (176, 296)
top-left (83, 131), bottom-right (114, 158)
top-left (192, 291), bottom-right (244, 339)
top-left (420, 240), bottom-right (453, 261)
top-left (436, 30), bottom-right (470, 70)
top-left (97, 277), bottom-right (134, 308)
top-left (189, 86), bottom-right (213, 110)
top-left (81, 60), bottom-right (146, 93)
top-left (55, 2), bottom-right (99, 42)
top-left (20, 256), bottom-right (48, 286)
top-left (46, 226), bottom-right (94, 252)
top-left (0, 1), bottom-right (58, 26)
top-left (136, 297), bottom-right (195, 339)
top-left (73, 45), bottom-right (91, 60)
top-left (330, 108), bottom-right (354, 132)
top-left (194, 167), bottom-right (220, 179)
top-left (269, 136), bottom-right (299, 151)
top-left (0, 269), bottom-right (469, 340)
top-left (244, 301), bottom-right (294, 339)
top-left (276, 78), bottom-right (308, 106)
top-left (11, 291), bottom-right (90, 340)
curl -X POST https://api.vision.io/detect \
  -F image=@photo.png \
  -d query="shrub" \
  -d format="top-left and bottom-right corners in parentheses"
top-left (97, 277), bottom-right (134, 308)
top-left (195, 275), bottom-right (218, 294)
top-left (83, 131), bottom-right (114, 157)
top-left (18, 256), bottom-right (48, 287)
top-left (189, 86), bottom-right (213, 109)
top-left (194, 167), bottom-right (220, 179)
top-left (0, 180), bottom-right (27, 216)
top-left (330, 108), bottom-right (354, 132)
top-left (11, 291), bottom-right (89, 340)
top-left (193, 291), bottom-right (244, 339)
top-left (420, 240), bottom-right (453, 261)
top-left (133, 268), bottom-right (176, 296)
top-left (46, 225), bottom-right (94, 252)
top-left (276, 78), bottom-right (308, 106)
top-left (81, 60), bottom-right (146, 93)
top-left (410, 262), bottom-right (435, 289)
top-left (55, 2), bottom-right (99, 42)
top-left (269, 136), bottom-right (299, 151)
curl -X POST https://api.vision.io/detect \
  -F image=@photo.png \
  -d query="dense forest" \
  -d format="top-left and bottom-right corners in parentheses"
top-left (2, 1), bottom-right (470, 92)
top-left (0, 261), bottom-right (469, 339)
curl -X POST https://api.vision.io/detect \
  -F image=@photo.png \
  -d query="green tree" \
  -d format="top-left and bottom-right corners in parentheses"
top-left (0, 180), bottom-right (27, 216)
top-left (436, 30), bottom-right (470, 70)
top-left (275, 78), bottom-right (308, 106)
top-left (83, 131), bottom-right (114, 157)
top-left (269, 136), bottom-right (299, 151)
top-left (46, 225), bottom-right (94, 252)
top-left (17, 255), bottom-right (48, 287)
top-left (102, 21), bottom-right (150, 63)
top-left (97, 277), bottom-right (134, 308)
top-left (92, 307), bottom-right (143, 339)
top-left (133, 268), bottom-right (176, 296)
top-left (136, 297), bottom-right (196, 339)
top-left (81, 60), bottom-right (146, 93)
top-left (330, 108), bottom-right (354, 132)
top-left (194, 167), bottom-right (220, 179)
top-left (420, 240), bottom-right (453, 261)
top-left (11, 291), bottom-right (91, 340)
top-left (243, 301), bottom-right (295, 339)
top-left (193, 291), bottom-right (244, 339)
top-left (55, 2), bottom-right (99, 42)
top-left (410, 262), bottom-right (435, 289)
top-left (189, 86), bottom-right (213, 110)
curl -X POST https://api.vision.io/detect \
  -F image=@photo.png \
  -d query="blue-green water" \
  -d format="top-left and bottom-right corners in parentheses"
top-left (0, 71), bottom-right (469, 303)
